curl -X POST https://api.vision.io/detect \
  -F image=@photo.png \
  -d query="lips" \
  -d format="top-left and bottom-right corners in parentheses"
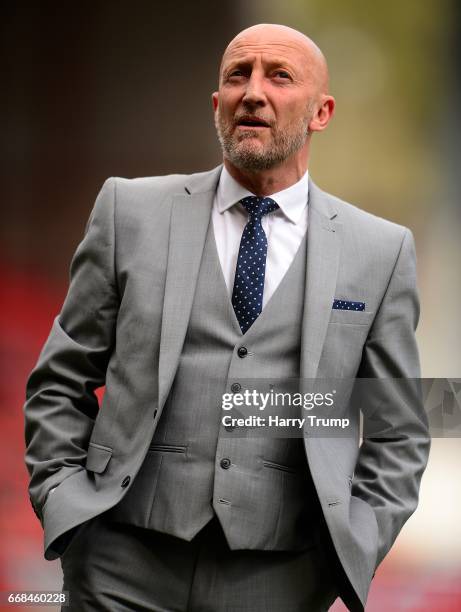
top-left (236, 116), bottom-right (271, 128)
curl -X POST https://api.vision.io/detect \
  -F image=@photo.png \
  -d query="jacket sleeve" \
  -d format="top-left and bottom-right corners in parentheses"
top-left (352, 228), bottom-right (430, 566)
top-left (23, 177), bottom-right (119, 523)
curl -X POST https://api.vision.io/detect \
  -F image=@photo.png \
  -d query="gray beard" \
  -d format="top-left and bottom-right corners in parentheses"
top-left (215, 114), bottom-right (310, 171)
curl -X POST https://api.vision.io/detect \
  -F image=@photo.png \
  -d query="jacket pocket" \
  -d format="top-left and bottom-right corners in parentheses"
top-left (148, 443), bottom-right (187, 454)
top-left (263, 459), bottom-right (297, 474)
top-left (329, 310), bottom-right (374, 325)
top-left (85, 442), bottom-right (113, 473)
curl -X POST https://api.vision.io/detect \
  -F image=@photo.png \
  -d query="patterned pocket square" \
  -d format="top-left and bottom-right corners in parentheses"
top-left (332, 299), bottom-right (365, 311)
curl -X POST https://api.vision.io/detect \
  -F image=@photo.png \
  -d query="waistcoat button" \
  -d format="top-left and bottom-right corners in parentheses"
top-left (231, 383), bottom-right (241, 393)
top-left (237, 346), bottom-right (248, 358)
top-left (220, 458), bottom-right (231, 469)
top-left (121, 476), bottom-right (131, 488)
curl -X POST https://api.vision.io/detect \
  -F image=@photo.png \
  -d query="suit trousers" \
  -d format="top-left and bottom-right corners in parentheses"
top-left (60, 511), bottom-right (339, 612)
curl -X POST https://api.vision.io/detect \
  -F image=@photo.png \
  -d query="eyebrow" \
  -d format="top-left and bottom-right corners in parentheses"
top-left (223, 56), bottom-right (297, 74)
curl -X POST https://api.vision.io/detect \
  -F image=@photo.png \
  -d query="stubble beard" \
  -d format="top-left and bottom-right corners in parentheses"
top-left (215, 109), bottom-right (312, 172)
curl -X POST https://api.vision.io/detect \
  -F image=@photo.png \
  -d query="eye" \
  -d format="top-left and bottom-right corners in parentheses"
top-left (273, 70), bottom-right (291, 79)
top-left (227, 69), bottom-right (246, 80)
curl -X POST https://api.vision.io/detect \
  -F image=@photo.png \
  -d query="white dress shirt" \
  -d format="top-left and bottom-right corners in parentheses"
top-left (212, 166), bottom-right (309, 308)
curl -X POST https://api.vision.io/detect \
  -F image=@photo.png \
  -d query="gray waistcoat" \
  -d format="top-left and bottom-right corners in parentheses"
top-left (109, 218), bottom-right (318, 550)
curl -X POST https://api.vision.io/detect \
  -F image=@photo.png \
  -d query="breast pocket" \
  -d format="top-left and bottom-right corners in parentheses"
top-left (329, 310), bottom-right (375, 326)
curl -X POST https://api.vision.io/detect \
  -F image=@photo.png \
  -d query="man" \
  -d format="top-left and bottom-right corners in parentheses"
top-left (24, 23), bottom-right (430, 611)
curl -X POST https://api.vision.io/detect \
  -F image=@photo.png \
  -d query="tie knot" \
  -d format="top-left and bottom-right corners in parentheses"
top-left (239, 196), bottom-right (279, 221)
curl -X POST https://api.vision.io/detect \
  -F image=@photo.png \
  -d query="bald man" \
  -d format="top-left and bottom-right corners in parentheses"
top-left (24, 24), bottom-right (429, 612)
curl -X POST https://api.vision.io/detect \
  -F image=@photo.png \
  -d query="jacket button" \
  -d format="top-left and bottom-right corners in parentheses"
top-left (153, 409), bottom-right (158, 419)
top-left (220, 458), bottom-right (231, 469)
top-left (225, 425), bottom-right (235, 432)
top-left (237, 346), bottom-right (248, 358)
top-left (121, 476), bottom-right (131, 488)
top-left (231, 383), bottom-right (241, 393)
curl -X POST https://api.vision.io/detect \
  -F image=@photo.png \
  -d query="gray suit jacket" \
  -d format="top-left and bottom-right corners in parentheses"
top-left (24, 165), bottom-right (430, 611)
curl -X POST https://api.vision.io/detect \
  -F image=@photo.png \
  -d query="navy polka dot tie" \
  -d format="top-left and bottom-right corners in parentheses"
top-left (232, 196), bottom-right (279, 333)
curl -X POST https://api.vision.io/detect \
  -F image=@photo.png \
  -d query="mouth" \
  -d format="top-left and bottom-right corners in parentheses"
top-left (235, 116), bottom-right (271, 129)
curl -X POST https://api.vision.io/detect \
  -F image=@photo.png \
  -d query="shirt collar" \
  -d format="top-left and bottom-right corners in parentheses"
top-left (216, 165), bottom-right (309, 225)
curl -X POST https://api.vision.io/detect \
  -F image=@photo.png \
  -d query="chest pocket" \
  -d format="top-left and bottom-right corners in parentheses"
top-left (329, 310), bottom-right (374, 326)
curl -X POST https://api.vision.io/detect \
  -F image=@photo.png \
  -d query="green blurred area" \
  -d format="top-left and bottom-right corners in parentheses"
top-left (245, 0), bottom-right (454, 226)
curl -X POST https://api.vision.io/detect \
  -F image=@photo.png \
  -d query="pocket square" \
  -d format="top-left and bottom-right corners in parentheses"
top-left (332, 299), bottom-right (365, 311)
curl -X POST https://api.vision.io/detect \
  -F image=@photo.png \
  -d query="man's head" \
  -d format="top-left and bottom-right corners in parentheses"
top-left (212, 24), bottom-right (335, 175)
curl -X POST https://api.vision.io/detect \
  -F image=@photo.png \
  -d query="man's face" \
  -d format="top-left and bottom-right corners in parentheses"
top-left (212, 32), bottom-right (323, 172)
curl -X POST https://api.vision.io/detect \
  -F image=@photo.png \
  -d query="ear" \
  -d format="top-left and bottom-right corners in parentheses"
top-left (212, 91), bottom-right (219, 112)
top-left (309, 95), bottom-right (335, 132)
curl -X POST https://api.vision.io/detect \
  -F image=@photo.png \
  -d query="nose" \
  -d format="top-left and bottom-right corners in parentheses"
top-left (242, 72), bottom-right (266, 107)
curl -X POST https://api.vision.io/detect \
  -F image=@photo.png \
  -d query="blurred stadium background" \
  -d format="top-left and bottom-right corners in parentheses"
top-left (1, 1), bottom-right (460, 610)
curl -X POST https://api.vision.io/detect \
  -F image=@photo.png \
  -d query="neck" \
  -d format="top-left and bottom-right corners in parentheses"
top-left (223, 155), bottom-right (309, 197)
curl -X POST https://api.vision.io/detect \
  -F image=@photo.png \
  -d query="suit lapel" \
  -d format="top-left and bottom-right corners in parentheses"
top-left (158, 166), bottom-right (222, 412)
top-left (300, 179), bottom-right (341, 380)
